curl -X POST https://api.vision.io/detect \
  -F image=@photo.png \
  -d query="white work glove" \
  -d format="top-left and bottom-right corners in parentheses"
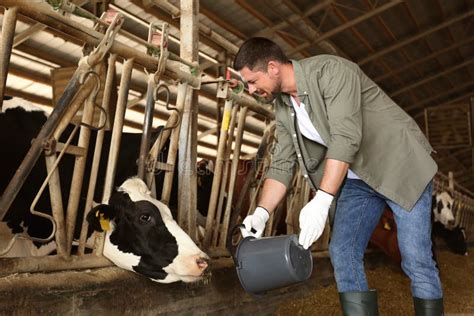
top-left (240, 206), bottom-right (270, 238)
top-left (298, 190), bottom-right (334, 249)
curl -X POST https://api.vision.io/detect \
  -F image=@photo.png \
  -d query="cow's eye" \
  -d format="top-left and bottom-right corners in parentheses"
top-left (139, 214), bottom-right (151, 224)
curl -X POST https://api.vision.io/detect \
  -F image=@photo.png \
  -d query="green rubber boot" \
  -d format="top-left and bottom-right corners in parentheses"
top-left (413, 297), bottom-right (444, 316)
top-left (339, 290), bottom-right (378, 316)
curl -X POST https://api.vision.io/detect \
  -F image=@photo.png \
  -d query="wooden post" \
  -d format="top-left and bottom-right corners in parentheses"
top-left (177, 0), bottom-right (199, 240)
top-left (448, 171), bottom-right (454, 194)
top-left (0, 6), bottom-right (17, 110)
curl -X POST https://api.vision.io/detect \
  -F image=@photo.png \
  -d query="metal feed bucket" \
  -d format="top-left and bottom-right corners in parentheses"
top-left (234, 234), bottom-right (313, 295)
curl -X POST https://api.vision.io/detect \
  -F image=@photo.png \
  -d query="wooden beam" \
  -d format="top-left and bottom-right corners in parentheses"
top-left (235, 0), bottom-right (310, 57)
top-left (414, 93), bottom-right (474, 119)
top-left (253, 0), bottom-right (332, 38)
top-left (8, 62), bottom-right (51, 85)
top-left (390, 57), bottom-right (474, 97)
top-left (15, 43), bottom-right (75, 67)
top-left (4, 87), bottom-right (50, 106)
top-left (405, 80), bottom-right (474, 113)
top-left (281, 0), bottom-right (347, 58)
top-left (200, 4), bottom-right (247, 39)
top-left (13, 22), bottom-right (47, 48)
top-left (373, 36), bottom-right (474, 82)
top-left (288, 0), bottom-right (403, 55)
top-left (358, 10), bottom-right (474, 66)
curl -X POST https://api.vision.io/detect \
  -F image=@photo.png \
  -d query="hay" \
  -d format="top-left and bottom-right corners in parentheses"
top-left (276, 249), bottom-right (474, 315)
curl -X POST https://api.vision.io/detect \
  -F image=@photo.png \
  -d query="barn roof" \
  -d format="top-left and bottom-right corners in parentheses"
top-left (1, 0), bottom-right (473, 190)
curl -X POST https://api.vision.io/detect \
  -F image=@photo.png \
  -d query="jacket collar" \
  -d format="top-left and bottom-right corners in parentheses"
top-left (291, 59), bottom-right (310, 99)
top-left (279, 60), bottom-right (311, 108)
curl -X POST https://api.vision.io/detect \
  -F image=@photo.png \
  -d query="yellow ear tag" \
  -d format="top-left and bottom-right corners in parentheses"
top-left (383, 222), bottom-right (391, 231)
top-left (96, 210), bottom-right (110, 231)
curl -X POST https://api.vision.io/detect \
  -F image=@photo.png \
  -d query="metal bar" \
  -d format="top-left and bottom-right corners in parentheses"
top-left (177, 0), bottom-right (199, 239)
top-left (78, 54), bottom-right (117, 255)
top-left (65, 70), bottom-right (102, 254)
top-left (0, 63), bottom-right (88, 221)
top-left (0, 6), bottom-right (18, 110)
top-left (144, 0), bottom-right (239, 54)
top-left (44, 155), bottom-right (68, 257)
top-left (212, 103), bottom-right (240, 247)
top-left (0, 254), bottom-right (111, 276)
top-left (203, 99), bottom-right (234, 248)
top-left (145, 114), bottom-right (177, 193)
top-left (138, 76), bottom-right (157, 180)
top-left (95, 58), bottom-right (134, 256)
top-left (1, 0), bottom-right (200, 87)
top-left (101, 58), bottom-right (134, 203)
top-left (161, 82), bottom-right (187, 205)
top-left (12, 22), bottom-right (47, 48)
top-left (4, 0), bottom-right (273, 119)
top-left (219, 106), bottom-right (248, 248)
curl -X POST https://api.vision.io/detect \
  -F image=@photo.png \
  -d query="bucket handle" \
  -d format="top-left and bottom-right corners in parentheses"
top-left (227, 224), bottom-right (255, 265)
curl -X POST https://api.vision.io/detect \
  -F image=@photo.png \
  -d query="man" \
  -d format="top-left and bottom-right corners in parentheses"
top-left (234, 37), bottom-right (443, 315)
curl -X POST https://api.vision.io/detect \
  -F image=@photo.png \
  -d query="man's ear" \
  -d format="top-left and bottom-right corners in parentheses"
top-left (267, 60), bottom-right (280, 76)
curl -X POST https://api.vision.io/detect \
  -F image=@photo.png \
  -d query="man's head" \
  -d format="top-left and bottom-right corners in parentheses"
top-left (233, 37), bottom-right (290, 101)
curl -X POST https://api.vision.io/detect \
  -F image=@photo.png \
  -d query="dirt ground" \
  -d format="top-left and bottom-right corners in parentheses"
top-left (276, 249), bottom-right (474, 316)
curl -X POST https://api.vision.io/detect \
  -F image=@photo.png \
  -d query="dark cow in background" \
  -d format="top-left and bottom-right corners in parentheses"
top-left (0, 102), bottom-right (210, 283)
top-left (369, 190), bottom-right (468, 265)
top-left (87, 177), bottom-right (210, 283)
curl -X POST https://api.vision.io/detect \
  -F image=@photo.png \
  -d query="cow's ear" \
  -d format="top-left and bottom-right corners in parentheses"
top-left (87, 204), bottom-right (115, 232)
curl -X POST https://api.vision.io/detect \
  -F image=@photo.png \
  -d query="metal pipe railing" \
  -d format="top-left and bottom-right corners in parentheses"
top-left (0, 62), bottom-right (95, 222)
top-left (219, 106), bottom-right (248, 248)
top-left (203, 99), bottom-right (234, 248)
top-left (78, 54), bottom-right (117, 255)
top-left (212, 103), bottom-right (240, 246)
top-left (137, 76), bottom-right (157, 180)
top-left (65, 70), bottom-right (103, 254)
top-left (161, 82), bottom-right (188, 205)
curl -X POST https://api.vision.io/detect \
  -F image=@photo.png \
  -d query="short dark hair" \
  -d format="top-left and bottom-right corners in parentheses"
top-left (233, 37), bottom-right (289, 72)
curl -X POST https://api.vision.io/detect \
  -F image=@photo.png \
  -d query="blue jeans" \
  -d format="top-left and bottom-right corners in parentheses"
top-left (328, 179), bottom-right (443, 299)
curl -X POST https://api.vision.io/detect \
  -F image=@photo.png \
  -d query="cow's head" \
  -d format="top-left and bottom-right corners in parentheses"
top-left (432, 191), bottom-right (455, 228)
top-left (87, 177), bottom-right (210, 283)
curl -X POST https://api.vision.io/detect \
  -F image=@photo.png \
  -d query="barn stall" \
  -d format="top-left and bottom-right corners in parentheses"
top-left (0, 0), bottom-right (473, 314)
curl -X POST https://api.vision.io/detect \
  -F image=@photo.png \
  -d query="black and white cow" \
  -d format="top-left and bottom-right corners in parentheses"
top-left (432, 191), bottom-right (456, 227)
top-left (87, 177), bottom-right (210, 283)
top-left (0, 101), bottom-right (212, 282)
top-left (431, 191), bottom-right (468, 256)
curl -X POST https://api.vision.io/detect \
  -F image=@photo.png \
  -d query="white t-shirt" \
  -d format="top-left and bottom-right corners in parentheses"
top-left (290, 96), bottom-right (360, 180)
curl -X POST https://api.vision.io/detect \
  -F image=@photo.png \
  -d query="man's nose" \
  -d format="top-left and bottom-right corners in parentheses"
top-left (248, 84), bottom-right (256, 94)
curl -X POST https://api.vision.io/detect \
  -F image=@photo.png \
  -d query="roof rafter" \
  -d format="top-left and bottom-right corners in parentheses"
top-left (358, 10), bottom-right (474, 66)
top-left (288, 0), bottom-right (403, 55)
top-left (390, 57), bottom-right (474, 97)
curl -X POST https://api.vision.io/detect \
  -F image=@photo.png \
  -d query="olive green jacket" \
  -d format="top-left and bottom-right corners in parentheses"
top-left (266, 55), bottom-right (437, 211)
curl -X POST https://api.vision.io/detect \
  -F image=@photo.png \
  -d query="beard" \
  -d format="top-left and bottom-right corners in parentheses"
top-left (264, 77), bottom-right (282, 102)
